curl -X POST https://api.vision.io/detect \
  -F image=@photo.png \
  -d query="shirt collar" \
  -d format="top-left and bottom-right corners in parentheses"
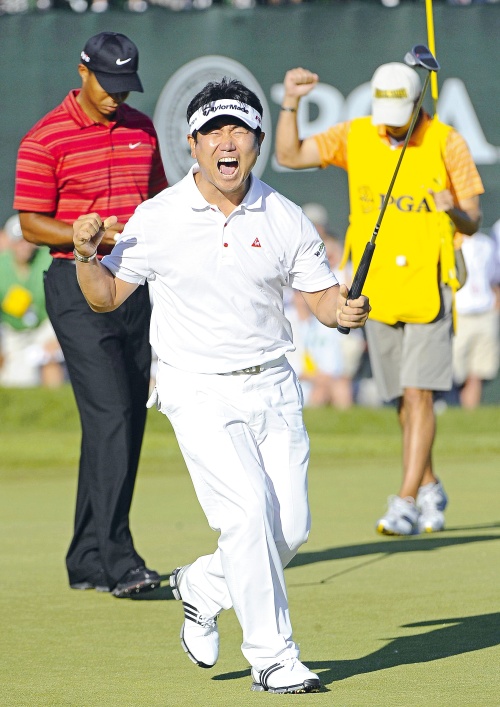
top-left (377, 111), bottom-right (432, 147)
top-left (240, 173), bottom-right (263, 211)
top-left (187, 165), bottom-right (212, 211)
top-left (187, 164), bottom-right (263, 213)
top-left (63, 89), bottom-right (124, 129)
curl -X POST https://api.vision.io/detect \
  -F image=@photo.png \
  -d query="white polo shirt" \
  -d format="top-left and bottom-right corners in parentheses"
top-left (102, 165), bottom-right (337, 373)
top-left (455, 233), bottom-right (498, 315)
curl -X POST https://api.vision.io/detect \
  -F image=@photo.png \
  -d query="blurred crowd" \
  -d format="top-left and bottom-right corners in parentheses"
top-left (0, 215), bottom-right (66, 388)
top-left (288, 206), bottom-right (500, 410)
top-left (2, 207), bottom-right (500, 407)
top-left (1, 2), bottom-right (499, 405)
top-left (284, 203), bottom-right (378, 409)
top-left (451, 227), bottom-right (500, 408)
top-left (1, 0), bottom-right (498, 15)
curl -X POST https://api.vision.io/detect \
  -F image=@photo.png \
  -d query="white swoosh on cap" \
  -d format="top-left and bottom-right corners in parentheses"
top-left (116, 58), bottom-right (132, 66)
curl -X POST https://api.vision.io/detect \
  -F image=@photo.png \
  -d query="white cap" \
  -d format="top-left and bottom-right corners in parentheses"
top-left (371, 62), bottom-right (421, 127)
top-left (3, 215), bottom-right (23, 241)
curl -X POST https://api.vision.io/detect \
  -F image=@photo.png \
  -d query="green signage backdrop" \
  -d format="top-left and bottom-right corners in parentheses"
top-left (1, 3), bottom-right (499, 234)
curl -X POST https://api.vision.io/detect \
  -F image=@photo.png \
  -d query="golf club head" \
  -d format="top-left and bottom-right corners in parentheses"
top-left (404, 45), bottom-right (440, 72)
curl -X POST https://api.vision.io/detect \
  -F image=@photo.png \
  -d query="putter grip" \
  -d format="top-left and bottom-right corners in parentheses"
top-left (337, 242), bottom-right (375, 335)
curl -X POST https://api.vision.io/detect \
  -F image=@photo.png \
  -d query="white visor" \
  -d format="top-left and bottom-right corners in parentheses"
top-left (188, 99), bottom-right (262, 134)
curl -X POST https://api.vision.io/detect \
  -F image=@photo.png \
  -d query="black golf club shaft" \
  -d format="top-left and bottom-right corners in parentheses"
top-left (337, 71), bottom-right (431, 335)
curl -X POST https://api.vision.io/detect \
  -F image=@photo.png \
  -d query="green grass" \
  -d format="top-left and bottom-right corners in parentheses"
top-left (1, 386), bottom-right (499, 706)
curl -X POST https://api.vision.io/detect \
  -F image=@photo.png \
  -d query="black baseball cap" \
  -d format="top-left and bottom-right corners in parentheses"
top-left (80, 32), bottom-right (144, 94)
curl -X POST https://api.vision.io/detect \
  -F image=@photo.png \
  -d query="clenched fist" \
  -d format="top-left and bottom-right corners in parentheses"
top-left (283, 67), bottom-right (319, 100)
top-left (73, 213), bottom-right (118, 258)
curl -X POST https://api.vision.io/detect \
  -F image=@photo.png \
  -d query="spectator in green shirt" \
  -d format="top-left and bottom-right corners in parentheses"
top-left (0, 215), bottom-right (64, 387)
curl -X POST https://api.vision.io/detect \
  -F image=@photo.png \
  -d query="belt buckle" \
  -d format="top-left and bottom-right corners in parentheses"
top-left (240, 365), bottom-right (261, 375)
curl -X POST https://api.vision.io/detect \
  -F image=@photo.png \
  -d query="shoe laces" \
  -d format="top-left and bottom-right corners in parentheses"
top-left (197, 613), bottom-right (217, 629)
top-left (388, 494), bottom-right (416, 511)
top-left (183, 601), bottom-right (218, 629)
top-left (386, 495), bottom-right (419, 524)
top-left (418, 482), bottom-right (443, 506)
top-left (418, 491), bottom-right (441, 514)
top-left (255, 657), bottom-right (309, 688)
top-left (272, 656), bottom-right (302, 676)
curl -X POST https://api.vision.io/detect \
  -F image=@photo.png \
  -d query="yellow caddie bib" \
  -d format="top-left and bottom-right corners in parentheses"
top-left (341, 117), bottom-right (457, 324)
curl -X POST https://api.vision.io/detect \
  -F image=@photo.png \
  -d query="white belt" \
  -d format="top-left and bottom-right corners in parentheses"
top-left (219, 355), bottom-right (286, 376)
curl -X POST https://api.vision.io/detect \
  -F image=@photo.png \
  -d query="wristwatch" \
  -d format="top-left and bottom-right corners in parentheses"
top-left (73, 248), bottom-right (97, 263)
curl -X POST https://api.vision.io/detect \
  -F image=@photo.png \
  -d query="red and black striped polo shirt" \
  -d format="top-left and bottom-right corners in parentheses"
top-left (14, 90), bottom-right (168, 259)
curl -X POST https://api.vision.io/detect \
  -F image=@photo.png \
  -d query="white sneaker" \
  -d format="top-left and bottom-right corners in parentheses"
top-left (170, 566), bottom-right (219, 669)
top-left (417, 481), bottom-right (448, 533)
top-left (250, 658), bottom-right (321, 694)
top-left (376, 495), bottom-right (420, 536)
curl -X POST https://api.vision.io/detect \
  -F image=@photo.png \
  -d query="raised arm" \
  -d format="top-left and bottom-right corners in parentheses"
top-left (275, 67), bottom-right (323, 170)
top-left (73, 213), bottom-right (138, 313)
top-left (300, 283), bottom-right (370, 330)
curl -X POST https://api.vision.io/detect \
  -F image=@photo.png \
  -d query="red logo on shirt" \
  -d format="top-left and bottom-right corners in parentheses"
top-left (251, 238), bottom-right (261, 248)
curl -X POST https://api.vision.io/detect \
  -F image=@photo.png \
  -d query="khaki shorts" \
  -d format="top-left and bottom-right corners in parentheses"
top-left (453, 309), bottom-right (500, 384)
top-left (365, 286), bottom-right (454, 402)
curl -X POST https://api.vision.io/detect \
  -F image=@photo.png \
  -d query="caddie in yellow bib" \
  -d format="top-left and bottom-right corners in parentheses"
top-left (342, 116), bottom-right (459, 325)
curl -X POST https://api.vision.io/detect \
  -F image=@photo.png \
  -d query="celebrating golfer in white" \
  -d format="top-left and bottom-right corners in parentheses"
top-left (72, 78), bottom-right (370, 695)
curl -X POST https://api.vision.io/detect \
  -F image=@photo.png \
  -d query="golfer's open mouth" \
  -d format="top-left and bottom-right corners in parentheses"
top-left (218, 157), bottom-right (239, 175)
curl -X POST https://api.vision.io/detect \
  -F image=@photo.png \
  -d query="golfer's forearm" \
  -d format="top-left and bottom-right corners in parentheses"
top-left (446, 194), bottom-right (482, 236)
top-left (314, 293), bottom-right (340, 328)
top-left (275, 102), bottom-right (302, 167)
top-left (303, 287), bottom-right (340, 328)
top-left (19, 212), bottom-right (74, 250)
top-left (447, 206), bottom-right (482, 236)
top-left (76, 260), bottom-right (120, 312)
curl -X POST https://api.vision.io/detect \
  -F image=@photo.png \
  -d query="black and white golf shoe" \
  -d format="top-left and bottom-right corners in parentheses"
top-left (112, 566), bottom-right (160, 598)
top-left (250, 658), bottom-right (321, 693)
top-left (170, 566), bottom-right (220, 669)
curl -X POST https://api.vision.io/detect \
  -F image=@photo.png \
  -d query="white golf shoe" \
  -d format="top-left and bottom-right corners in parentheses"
top-left (376, 495), bottom-right (420, 536)
top-left (170, 566), bottom-right (220, 669)
top-left (417, 480), bottom-right (448, 533)
top-left (250, 658), bottom-right (321, 694)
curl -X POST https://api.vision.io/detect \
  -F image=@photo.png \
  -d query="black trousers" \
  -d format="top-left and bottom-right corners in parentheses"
top-left (44, 259), bottom-right (152, 587)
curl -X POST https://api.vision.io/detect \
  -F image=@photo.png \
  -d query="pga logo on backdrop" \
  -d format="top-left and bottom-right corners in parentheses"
top-left (154, 55), bottom-right (500, 186)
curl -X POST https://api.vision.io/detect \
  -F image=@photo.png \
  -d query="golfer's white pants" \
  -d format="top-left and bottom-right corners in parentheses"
top-left (155, 357), bottom-right (311, 669)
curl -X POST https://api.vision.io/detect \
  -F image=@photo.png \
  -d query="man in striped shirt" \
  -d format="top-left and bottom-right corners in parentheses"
top-left (14, 32), bottom-right (168, 597)
top-left (275, 62), bottom-right (484, 537)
